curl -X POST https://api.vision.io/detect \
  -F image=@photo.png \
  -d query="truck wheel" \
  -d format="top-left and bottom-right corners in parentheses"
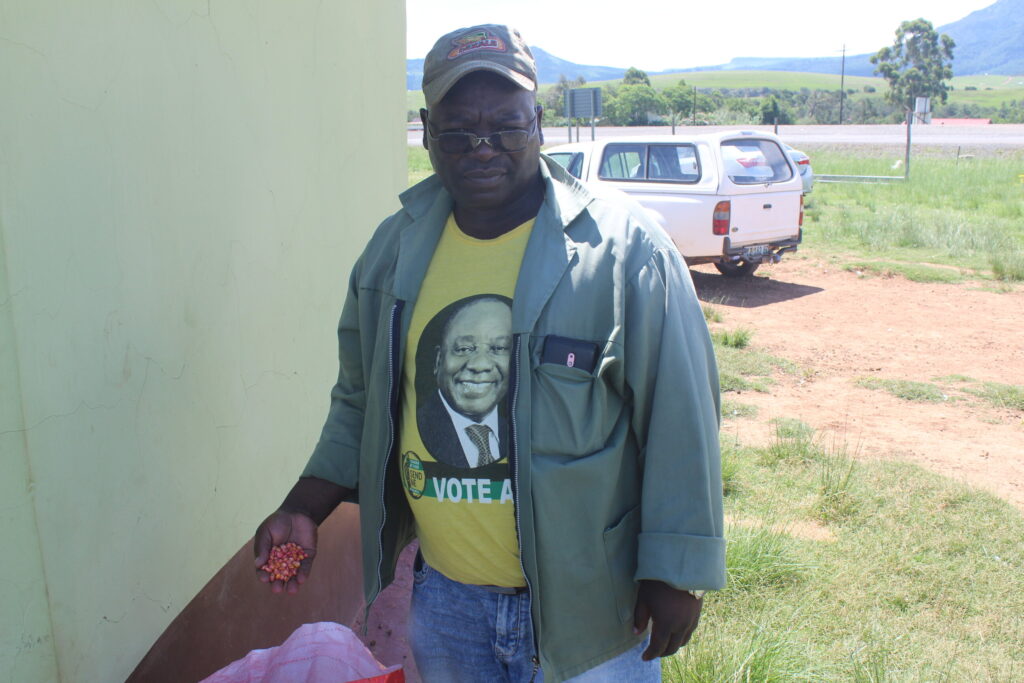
top-left (714, 259), bottom-right (760, 277)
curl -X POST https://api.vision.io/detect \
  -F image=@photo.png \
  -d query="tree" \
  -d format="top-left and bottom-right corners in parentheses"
top-left (758, 95), bottom-right (793, 125)
top-left (603, 84), bottom-right (665, 125)
top-left (661, 80), bottom-right (692, 132)
top-left (541, 74), bottom-right (587, 121)
top-left (870, 18), bottom-right (955, 113)
top-left (622, 67), bottom-right (651, 86)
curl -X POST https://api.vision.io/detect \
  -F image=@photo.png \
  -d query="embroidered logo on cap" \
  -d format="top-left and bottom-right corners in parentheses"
top-left (447, 30), bottom-right (507, 60)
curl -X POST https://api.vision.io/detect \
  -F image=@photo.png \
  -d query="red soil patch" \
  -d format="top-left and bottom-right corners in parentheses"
top-left (691, 257), bottom-right (1024, 511)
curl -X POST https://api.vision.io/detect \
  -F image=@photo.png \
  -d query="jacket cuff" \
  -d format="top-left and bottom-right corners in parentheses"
top-left (300, 439), bottom-right (360, 492)
top-left (635, 531), bottom-right (726, 591)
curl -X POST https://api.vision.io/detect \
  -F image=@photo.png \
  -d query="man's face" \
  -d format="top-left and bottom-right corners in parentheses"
top-left (435, 299), bottom-right (512, 422)
top-left (421, 71), bottom-right (543, 213)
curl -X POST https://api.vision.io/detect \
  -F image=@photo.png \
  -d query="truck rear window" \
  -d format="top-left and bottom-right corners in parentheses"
top-left (720, 139), bottom-right (793, 184)
top-left (598, 143), bottom-right (700, 183)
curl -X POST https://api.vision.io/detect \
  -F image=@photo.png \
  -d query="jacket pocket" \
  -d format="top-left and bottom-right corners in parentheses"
top-left (531, 361), bottom-right (615, 457)
top-left (603, 505), bottom-right (641, 623)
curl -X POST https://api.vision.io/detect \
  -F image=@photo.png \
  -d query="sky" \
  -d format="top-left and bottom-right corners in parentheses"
top-left (406, 0), bottom-right (996, 72)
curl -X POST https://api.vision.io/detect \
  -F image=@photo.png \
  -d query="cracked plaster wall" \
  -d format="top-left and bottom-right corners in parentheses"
top-left (0, 1), bottom-right (406, 680)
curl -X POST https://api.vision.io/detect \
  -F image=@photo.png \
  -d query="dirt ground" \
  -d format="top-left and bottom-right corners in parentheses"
top-left (690, 256), bottom-right (1024, 512)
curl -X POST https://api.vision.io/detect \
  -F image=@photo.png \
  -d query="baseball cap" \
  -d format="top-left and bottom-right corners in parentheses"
top-left (422, 24), bottom-right (538, 109)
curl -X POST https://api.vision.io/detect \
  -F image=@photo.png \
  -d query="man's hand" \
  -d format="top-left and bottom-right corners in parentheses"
top-left (633, 579), bottom-right (703, 661)
top-left (253, 510), bottom-right (318, 594)
top-left (252, 476), bottom-right (352, 594)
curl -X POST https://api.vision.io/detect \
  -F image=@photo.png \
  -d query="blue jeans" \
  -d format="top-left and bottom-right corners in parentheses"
top-left (408, 552), bottom-right (661, 682)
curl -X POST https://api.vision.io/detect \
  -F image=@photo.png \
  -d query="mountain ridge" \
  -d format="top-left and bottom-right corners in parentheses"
top-left (406, 0), bottom-right (1022, 90)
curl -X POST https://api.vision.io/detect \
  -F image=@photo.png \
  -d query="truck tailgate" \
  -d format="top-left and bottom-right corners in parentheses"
top-left (726, 187), bottom-right (801, 247)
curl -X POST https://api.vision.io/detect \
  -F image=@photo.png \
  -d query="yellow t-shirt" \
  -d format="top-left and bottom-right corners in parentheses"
top-left (398, 214), bottom-right (533, 587)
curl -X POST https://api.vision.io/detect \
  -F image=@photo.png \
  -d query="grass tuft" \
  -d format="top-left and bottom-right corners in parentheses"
top-left (712, 327), bottom-right (753, 349)
top-left (966, 381), bottom-right (1024, 412)
top-left (933, 373), bottom-right (975, 383)
top-left (857, 377), bottom-right (949, 403)
top-left (761, 418), bottom-right (819, 465)
top-left (816, 448), bottom-right (859, 524)
top-left (722, 399), bottom-right (758, 419)
top-left (725, 522), bottom-right (808, 593)
top-left (668, 618), bottom-right (810, 682)
top-left (702, 303), bottom-right (723, 323)
top-left (845, 261), bottom-right (964, 283)
top-left (990, 251), bottom-right (1024, 281)
top-left (721, 441), bottom-right (741, 497)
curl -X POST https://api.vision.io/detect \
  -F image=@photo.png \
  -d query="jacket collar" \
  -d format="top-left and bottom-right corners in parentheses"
top-left (511, 156), bottom-right (594, 333)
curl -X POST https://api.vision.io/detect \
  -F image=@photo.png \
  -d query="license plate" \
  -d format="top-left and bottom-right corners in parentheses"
top-left (742, 245), bottom-right (770, 259)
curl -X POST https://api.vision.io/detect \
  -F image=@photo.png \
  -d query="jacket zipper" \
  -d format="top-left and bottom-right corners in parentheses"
top-left (374, 300), bottom-right (404, 600)
top-left (510, 333), bottom-right (541, 679)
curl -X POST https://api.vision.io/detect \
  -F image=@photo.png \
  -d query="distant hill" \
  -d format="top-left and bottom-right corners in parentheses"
top-left (530, 47), bottom-right (626, 84)
top-left (406, 0), bottom-right (1022, 91)
top-left (699, 0), bottom-right (1024, 77)
top-left (941, 0), bottom-right (1024, 75)
top-left (406, 47), bottom-right (625, 90)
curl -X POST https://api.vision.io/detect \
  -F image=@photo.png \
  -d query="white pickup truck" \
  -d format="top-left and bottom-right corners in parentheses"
top-left (546, 130), bottom-right (803, 276)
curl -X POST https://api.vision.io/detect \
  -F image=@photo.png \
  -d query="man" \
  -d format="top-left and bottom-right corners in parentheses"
top-left (418, 295), bottom-right (512, 468)
top-left (254, 23), bottom-right (724, 683)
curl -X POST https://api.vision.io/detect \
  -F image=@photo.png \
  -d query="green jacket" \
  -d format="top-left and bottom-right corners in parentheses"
top-left (302, 157), bottom-right (725, 682)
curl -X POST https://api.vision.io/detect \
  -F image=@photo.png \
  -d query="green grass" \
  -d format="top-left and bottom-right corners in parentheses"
top-left (815, 448), bottom-right (859, 524)
top-left (723, 521), bottom-right (810, 593)
top-left (711, 327), bottom-right (753, 349)
top-left (408, 146), bottom-right (433, 187)
top-left (845, 260), bottom-right (964, 283)
top-left (409, 144), bottom-right (1024, 282)
top-left (721, 399), bottom-right (758, 420)
top-left (701, 303), bottom-right (723, 323)
top-left (663, 425), bottom-right (1024, 681)
top-left (667, 616), bottom-right (810, 682)
top-left (991, 251), bottom-right (1024, 281)
top-left (933, 373), bottom-right (975, 383)
top-left (803, 150), bottom-right (1024, 281)
top-left (713, 333), bottom-right (801, 395)
top-left (949, 74), bottom-right (1024, 107)
top-left (857, 377), bottom-right (950, 403)
top-left (761, 418), bottom-right (820, 466)
top-left (720, 440), bottom-right (741, 496)
top-left (966, 382), bottom-right (1024, 412)
top-left (644, 70), bottom-right (883, 93)
top-left (858, 375), bottom-right (1024, 414)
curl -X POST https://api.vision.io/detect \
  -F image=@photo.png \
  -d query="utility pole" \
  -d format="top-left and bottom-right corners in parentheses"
top-left (692, 85), bottom-right (697, 126)
top-left (839, 44), bottom-right (846, 125)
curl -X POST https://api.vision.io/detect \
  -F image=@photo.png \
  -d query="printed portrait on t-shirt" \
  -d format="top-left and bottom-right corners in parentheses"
top-left (414, 294), bottom-right (513, 469)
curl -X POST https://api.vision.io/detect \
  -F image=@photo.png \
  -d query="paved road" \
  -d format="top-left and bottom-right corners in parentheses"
top-left (408, 124), bottom-right (1024, 149)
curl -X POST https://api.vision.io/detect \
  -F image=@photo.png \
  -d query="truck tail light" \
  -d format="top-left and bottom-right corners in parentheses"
top-left (799, 195), bottom-right (804, 227)
top-left (712, 200), bottom-right (730, 236)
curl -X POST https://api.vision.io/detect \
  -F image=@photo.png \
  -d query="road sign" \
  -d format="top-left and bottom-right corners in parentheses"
top-left (565, 88), bottom-right (602, 118)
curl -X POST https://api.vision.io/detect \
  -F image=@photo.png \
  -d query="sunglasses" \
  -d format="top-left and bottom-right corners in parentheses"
top-left (427, 111), bottom-right (539, 155)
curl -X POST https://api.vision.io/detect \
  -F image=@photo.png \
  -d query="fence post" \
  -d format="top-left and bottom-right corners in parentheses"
top-left (904, 110), bottom-right (912, 181)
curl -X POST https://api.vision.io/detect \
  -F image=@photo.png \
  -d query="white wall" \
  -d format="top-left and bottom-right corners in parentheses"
top-left (0, 1), bottom-right (407, 679)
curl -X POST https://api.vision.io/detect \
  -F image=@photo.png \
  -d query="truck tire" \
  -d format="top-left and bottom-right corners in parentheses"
top-left (714, 259), bottom-right (760, 277)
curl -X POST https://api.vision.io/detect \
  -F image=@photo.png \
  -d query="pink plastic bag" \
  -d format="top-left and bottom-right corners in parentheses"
top-left (201, 622), bottom-right (404, 683)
